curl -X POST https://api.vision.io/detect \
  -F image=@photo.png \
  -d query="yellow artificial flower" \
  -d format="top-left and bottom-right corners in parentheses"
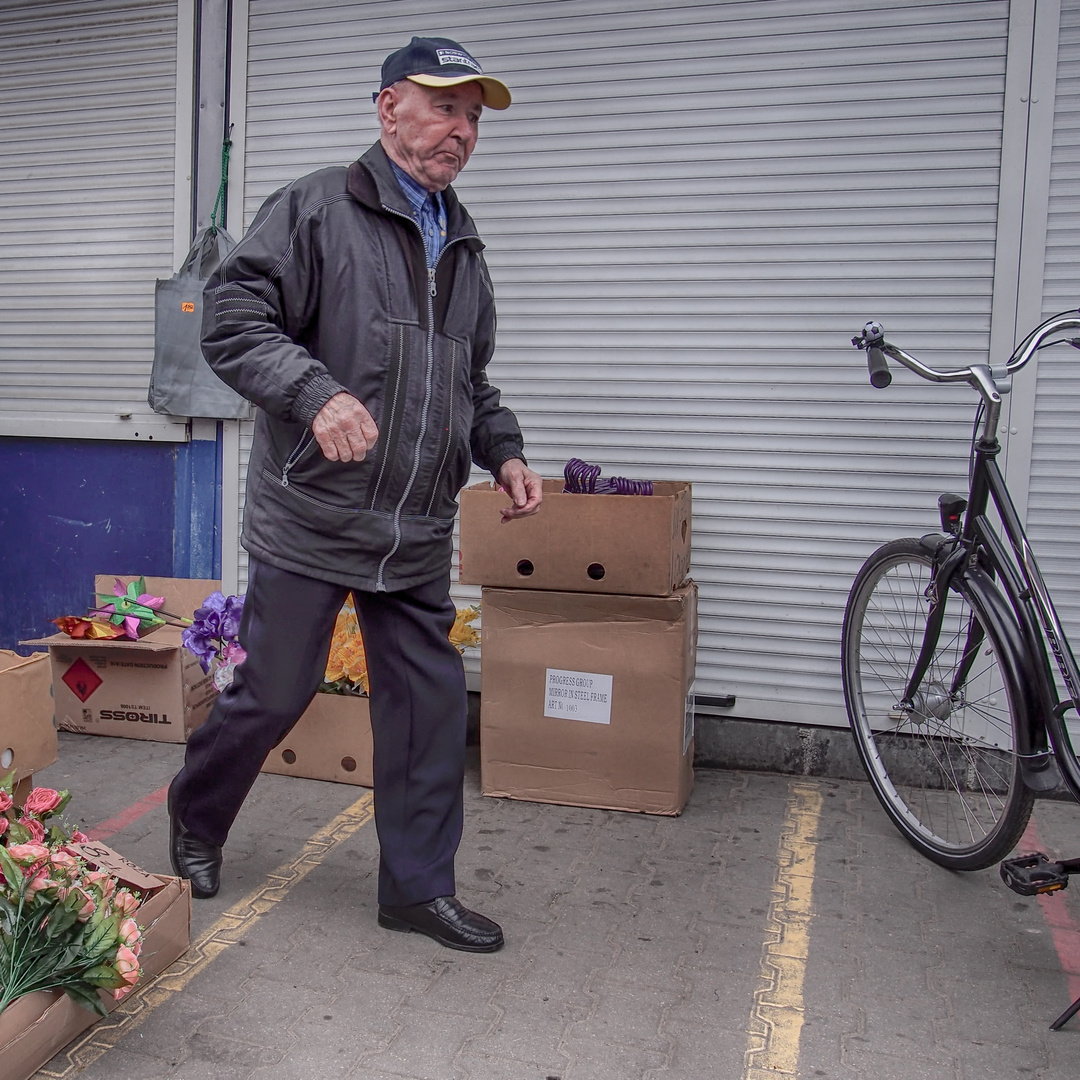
top-left (449, 605), bottom-right (481, 653)
top-left (323, 599), bottom-right (479, 694)
top-left (324, 597), bottom-right (369, 693)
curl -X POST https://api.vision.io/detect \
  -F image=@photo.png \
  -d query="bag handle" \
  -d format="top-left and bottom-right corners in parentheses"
top-left (176, 225), bottom-right (235, 279)
top-left (176, 133), bottom-right (235, 278)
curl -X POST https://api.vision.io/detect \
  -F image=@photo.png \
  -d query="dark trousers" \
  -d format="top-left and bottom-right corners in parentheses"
top-left (169, 557), bottom-right (467, 906)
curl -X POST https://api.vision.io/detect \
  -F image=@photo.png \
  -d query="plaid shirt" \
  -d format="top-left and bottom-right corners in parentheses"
top-left (389, 160), bottom-right (448, 269)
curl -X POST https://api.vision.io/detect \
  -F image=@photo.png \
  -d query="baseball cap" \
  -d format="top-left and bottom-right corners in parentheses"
top-left (374, 36), bottom-right (512, 110)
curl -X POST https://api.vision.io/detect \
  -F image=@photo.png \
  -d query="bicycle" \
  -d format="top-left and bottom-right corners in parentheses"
top-left (844, 309), bottom-right (1080, 1028)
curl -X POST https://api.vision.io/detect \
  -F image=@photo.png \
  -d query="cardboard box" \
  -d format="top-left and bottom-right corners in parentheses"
top-left (0, 849), bottom-right (191, 1080)
top-left (20, 576), bottom-right (220, 744)
top-left (261, 692), bottom-right (374, 787)
top-left (0, 651), bottom-right (57, 782)
top-left (459, 479), bottom-right (692, 596)
top-left (479, 582), bottom-right (697, 815)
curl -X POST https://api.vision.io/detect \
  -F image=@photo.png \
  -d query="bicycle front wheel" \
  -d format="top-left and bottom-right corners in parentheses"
top-left (841, 538), bottom-right (1034, 870)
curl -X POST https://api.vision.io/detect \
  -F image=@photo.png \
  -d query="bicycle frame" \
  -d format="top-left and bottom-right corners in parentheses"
top-left (863, 310), bottom-right (1080, 802)
top-left (971, 452), bottom-right (1080, 798)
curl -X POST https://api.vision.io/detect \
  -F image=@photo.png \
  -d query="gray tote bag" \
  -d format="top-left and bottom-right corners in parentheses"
top-left (148, 226), bottom-right (250, 419)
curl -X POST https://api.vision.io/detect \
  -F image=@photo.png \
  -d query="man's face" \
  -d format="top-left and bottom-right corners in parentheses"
top-left (378, 80), bottom-right (483, 192)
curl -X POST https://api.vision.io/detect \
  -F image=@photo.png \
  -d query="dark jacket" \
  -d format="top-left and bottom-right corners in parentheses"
top-left (203, 142), bottom-right (526, 592)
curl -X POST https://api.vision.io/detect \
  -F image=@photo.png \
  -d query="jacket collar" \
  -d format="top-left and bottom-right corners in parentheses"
top-left (348, 142), bottom-right (481, 248)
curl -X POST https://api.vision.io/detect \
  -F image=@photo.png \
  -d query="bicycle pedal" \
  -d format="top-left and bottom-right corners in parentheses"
top-left (1000, 852), bottom-right (1070, 896)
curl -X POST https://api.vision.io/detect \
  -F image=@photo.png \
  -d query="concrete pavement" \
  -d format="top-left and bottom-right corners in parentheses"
top-left (23, 730), bottom-right (1080, 1080)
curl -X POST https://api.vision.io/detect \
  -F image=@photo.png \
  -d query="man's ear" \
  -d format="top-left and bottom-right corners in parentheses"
top-left (376, 87), bottom-right (398, 133)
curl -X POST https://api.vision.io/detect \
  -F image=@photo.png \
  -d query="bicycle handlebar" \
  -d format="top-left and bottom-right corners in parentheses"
top-left (866, 346), bottom-right (892, 389)
top-left (852, 309), bottom-right (1080, 390)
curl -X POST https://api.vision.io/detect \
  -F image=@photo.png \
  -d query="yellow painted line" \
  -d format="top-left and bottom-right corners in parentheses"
top-left (36, 791), bottom-right (375, 1079)
top-left (742, 780), bottom-right (824, 1080)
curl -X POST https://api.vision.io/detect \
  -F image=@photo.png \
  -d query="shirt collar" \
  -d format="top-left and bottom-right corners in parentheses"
top-left (388, 159), bottom-right (445, 220)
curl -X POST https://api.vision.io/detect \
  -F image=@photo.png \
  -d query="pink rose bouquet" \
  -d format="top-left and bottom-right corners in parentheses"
top-left (0, 771), bottom-right (145, 1017)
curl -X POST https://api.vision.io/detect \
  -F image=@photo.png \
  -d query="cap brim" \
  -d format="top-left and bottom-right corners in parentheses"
top-left (406, 73), bottom-right (511, 110)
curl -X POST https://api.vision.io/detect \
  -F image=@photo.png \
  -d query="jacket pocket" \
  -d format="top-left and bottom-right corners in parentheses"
top-left (279, 431), bottom-right (318, 488)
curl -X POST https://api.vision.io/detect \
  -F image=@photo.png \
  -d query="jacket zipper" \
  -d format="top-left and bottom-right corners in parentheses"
top-left (280, 431), bottom-right (316, 488)
top-left (424, 338), bottom-right (458, 517)
top-left (374, 205), bottom-right (477, 590)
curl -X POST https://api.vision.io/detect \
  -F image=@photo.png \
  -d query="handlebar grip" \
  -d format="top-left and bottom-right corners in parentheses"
top-left (867, 346), bottom-right (892, 388)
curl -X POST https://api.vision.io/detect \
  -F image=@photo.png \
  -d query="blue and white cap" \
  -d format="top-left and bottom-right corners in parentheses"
top-left (376, 36), bottom-right (511, 110)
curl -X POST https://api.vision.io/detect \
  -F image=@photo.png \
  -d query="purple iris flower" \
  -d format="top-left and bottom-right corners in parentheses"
top-left (183, 591), bottom-right (246, 673)
top-left (181, 625), bottom-right (220, 673)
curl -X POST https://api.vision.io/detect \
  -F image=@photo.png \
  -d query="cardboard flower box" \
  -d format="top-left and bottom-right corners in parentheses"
top-left (20, 576), bottom-right (220, 744)
top-left (261, 691), bottom-right (373, 787)
top-left (0, 651), bottom-right (57, 783)
top-left (458, 479), bottom-right (692, 596)
top-left (0, 845), bottom-right (191, 1080)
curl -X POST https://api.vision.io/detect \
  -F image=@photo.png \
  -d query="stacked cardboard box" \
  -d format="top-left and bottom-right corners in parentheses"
top-left (459, 478), bottom-right (696, 815)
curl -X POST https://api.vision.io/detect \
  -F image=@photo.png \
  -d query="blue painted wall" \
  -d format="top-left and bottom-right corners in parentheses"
top-left (0, 434), bottom-right (222, 653)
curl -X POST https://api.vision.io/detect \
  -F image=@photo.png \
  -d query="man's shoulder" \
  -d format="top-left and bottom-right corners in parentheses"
top-left (285, 165), bottom-right (352, 199)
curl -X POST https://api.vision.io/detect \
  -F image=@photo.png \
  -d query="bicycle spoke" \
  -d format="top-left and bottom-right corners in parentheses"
top-left (841, 540), bottom-right (1033, 869)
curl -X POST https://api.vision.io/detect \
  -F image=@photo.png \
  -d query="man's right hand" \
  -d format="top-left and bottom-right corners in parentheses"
top-left (312, 392), bottom-right (379, 462)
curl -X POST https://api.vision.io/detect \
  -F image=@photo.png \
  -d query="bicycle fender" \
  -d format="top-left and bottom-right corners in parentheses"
top-left (964, 568), bottom-right (1056, 790)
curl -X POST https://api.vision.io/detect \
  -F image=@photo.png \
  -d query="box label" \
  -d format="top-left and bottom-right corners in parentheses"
top-left (544, 668), bottom-right (613, 724)
top-left (67, 841), bottom-right (162, 893)
top-left (62, 657), bottom-right (103, 703)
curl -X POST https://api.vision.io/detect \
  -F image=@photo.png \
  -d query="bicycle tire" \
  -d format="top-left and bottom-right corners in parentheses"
top-left (841, 538), bottom-right (1034, 870)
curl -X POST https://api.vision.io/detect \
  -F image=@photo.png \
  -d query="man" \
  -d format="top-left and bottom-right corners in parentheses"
top-left (168, 37), bottom-right (542, 954)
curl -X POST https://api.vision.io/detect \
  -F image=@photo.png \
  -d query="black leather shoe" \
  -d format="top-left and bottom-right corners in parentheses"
top-left (378, 896), bottom-right (504, 952)
top-left (168, 787), bottom-right (222, 900)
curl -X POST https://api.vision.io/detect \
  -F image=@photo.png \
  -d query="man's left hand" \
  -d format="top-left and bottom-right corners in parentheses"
top-left (496, 459), bottom-right (543, 522)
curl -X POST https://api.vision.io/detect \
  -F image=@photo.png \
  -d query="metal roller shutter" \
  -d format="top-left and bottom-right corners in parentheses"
top-left (227, 0), bottom-right (1020, 724)
top-left (0, 0), bottom-right (191, 442)
top-left (1028, 0), bottom-right (1080, 652)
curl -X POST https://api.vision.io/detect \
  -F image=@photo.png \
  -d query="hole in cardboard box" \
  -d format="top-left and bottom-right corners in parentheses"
top-left (341, 756), bottom-right (357, 772)
top-left (681, 519), bottom-right (688, 541)
top-left (516, 559), bottom-right (534, 576)
top-left (281, 749), bottom-right (297, 764)
top-left (0, 747), bottom-right (13, 770)
top-left (587, 563), bottom-right (606, 580)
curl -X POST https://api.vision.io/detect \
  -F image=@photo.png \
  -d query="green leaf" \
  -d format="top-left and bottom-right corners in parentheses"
top-left (4, 819), bottom-right (32, 846)
top-left (81, 963), bottom-right (125, 989)
top-left (60, 982), bottom-right (109, 1016)
top-left (0, 845), bottom-right (25, 891)
top-left (44, 905), bottom-right (79, 940)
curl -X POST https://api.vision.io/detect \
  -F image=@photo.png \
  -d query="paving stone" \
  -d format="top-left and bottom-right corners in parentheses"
top-left (199, 978), bottom-right (330, 1049)
top-left (554, 1034), bottom-right (667, 1080)
top-left (25, 732), bottom-right (1080, 1080)
top-left (464, 989), bottom-right (581, 1066)
top-left (357, 1006), bottom-right (490, 1079)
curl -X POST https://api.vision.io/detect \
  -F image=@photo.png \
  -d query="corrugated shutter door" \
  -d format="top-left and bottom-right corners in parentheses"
top-left (0, 0), bottom-right (188, 441)
top-left (232, 0), bottom-right (1011, 724)
top-left (1028, 0), bottom-right (1080, 649)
